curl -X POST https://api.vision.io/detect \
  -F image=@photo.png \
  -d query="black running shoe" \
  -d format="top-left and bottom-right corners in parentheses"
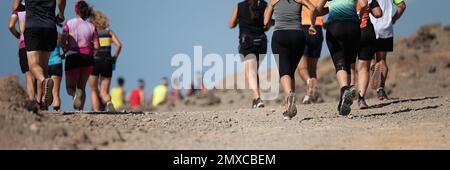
top-left (338, 86), bottom-right (353, 116)
top-left (377, 88), bottom-right (389, 101)
top-left (286, 92), bottom-right (297, 119)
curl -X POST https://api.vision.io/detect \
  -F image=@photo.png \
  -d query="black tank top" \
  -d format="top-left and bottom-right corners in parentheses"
top-left (237, 0), bottom-right (267, 37)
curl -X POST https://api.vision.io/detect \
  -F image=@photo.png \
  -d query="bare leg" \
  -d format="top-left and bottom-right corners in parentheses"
top-left (51, 75), bottom-right (62, 108)
top-left (100, 77), bottom-right (112, 103)
top-left (358, 60), bottom-right (371, 97)
top-left (27, 51), bottom-right (45, 102)
top-left (376, 51), bottom-right (389, 87)
top-left (336, 70), bottom-right (349, 88)
top-left (280, 75), bottom-right (294, 97)
top-left (24, 71), bottom-right (36, 101)
top-left (89, 75), bottom-right (100, 111)
top-left (350, 63), bottom-right (357, 87)
top-left (78, 73), bottom-right (90, 110)
top-left (243, 58), bottom-right (260, 100)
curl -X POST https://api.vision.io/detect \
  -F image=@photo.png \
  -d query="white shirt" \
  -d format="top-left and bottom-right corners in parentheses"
top-left (370, 0), bottom-right (403, 39)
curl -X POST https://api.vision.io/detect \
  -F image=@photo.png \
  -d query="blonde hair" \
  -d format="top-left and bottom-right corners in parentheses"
top-left (90, 11), bottom-right (110, 30)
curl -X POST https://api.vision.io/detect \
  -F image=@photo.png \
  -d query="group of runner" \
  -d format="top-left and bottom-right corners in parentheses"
top-left (230, 0), bottom-right (406, 120)
top-left (9, 0), bottom-right (122, 112)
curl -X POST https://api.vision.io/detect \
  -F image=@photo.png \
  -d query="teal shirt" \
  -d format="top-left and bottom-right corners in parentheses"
top-left (48, 43), bottom-right (62, 66)
top-left (327, 0), bottom-right (359, 24)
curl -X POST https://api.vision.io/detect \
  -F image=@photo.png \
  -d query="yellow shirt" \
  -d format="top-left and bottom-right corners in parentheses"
top-left (111, 87), bottom-right (124, 110)
top-left (152, 84), bottom-right (168, 107)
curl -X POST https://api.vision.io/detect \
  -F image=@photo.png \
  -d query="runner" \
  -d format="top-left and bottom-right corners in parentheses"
top-left (370, 0), bottom-right (406, 100)
top-left (111, 77), bottom-right (126, 111)
top-left (350, 0), bottom-right (382, 109)
top-left (264, 0), bottom-right (318, 120)
top-left (13, 0), bottom-right (66, 110)
top-left (89, 10), bottom-right (123, 112)
top-left (128, 79), bottom-right (145, 110)
top-left (229, 0), bottom-right (268, 108)
top-left (315, 0), bottom-right (368, 116)
top-left (151, 78), bottom-right (169, 107)
top-left (48, 33), bottom-right (64, 111)
top-left (296, 0), bottom-right (325, 104)
top-left (61, 0), bottom-right (98, 110)
top-left (8, 4), bottom-right (35, 101)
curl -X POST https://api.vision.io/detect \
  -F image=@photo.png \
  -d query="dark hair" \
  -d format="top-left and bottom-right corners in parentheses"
top-left (77, 1), bottom-right (93, 20)
top-left (138, 79), bottom-right (145, 84)
top-left (248, 0), bottom-right (261, 22)
top-left (118, 77), bottom-right (125, 86)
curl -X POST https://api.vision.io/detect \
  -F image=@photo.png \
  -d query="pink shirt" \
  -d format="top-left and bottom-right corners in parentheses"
top-left (12, 11), bottom-right (26, 49)
top-left (63, 17), bottom-right (98, 55)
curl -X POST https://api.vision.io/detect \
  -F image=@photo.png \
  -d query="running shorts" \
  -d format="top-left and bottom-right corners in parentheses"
top-left (48, 63), bottom-right (63, 77)
top-left (302, 25), bottom-right (324, 59)
top-left (239, 34), bottom-right (267, 62)
top-left (272, 30), bottom-right (306, 78)
top-left (326, 22), bottom-right (361, 73)
top-left (358, 23), bottom-right (377, 61)
top-left (24, 28), bottom-right (57, 52)
top-left (91, 58), bottom-right (114, 78)
top-left (375, 37), bottom-right (394, 52)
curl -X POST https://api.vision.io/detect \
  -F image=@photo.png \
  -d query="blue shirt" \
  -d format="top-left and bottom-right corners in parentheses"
top-left (327, 0), bottom-right (359, 24)
top-left (48, 43), bottom-right (62, 65)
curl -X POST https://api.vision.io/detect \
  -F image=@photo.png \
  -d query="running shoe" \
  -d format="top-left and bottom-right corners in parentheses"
top-left (307, 79), bottom-right (318, 103)
top-left (106, 101), bottom-right (115, 112)
top-left (73, 89), bottom-right (84, 110)
top-left (337, 87), bottom-right (353, 116)
top-left (302, 95), bottom-right (312, 104)
top-left (53, 106), bottom-right (61, 111)
top-left (285, 92), bottom-right (297, 119)
top-left (370, 62), bottom-right (382, 90)
top-left (41, 78), bottom-right (54, 108)
top-left (377, 88), bottom-right (389, 101)
top-left (252, 98), bottom-right (265, 109)
top-left (283, 111), bottom-right (291, 120)
top-left (358, 97), bottom-right (369, 110)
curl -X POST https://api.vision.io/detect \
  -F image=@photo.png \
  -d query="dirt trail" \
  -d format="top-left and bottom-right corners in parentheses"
top-left (1, 93), bottom-right (449, 149)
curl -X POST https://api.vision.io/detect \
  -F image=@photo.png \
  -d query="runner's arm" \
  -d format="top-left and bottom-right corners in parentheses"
top-left (392, 1), bottom-right (406, 24)
top-left (110, 29), bottom-right (122, 59)
top-left (8, 15), bottom-right (20, 39)
top-left (229, 4), bottom-right (238, 29)
top-left (300, 0), bottom-right (318, 35)
top-left (140, 91), bottom-right (145, 107)
top-left (370, 0), bottom-right (382, 18)
top-left (264, 0), bottom-right (279, 29)
top-left (12, 0), bottom-right (21, 12)
top-left (57, 0), bottom-right (66, 23)
top-left (357, 0), bottom-right (369, 20)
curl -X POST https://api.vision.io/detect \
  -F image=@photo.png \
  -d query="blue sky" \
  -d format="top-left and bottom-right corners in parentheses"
top-left (1, 0), bottom-right (449, 110)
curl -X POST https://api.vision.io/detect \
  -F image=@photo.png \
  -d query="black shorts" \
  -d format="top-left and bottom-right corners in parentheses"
top-left (302, 25), bottom-right (324, 59)
top-left (18, 48), bottom-right (29, 74)
top-left (239, 34), bottom-right (267, 62)
top-left (358, 24), bottom-right (377, 61)
top-left (326, 22), bottom-right (361, 72)
top-left (48, 63), bottom-right (63, 77)
top-left (375, 37), bottom-right (394, 52)
top-left (24, 27), bottom-right (57, 52)
top-left (91, 58), bottom-right (114, 78)
top-left (65, 53), bottom-right (94, 71)
top-left (272, 30), bottom-right (306, 78)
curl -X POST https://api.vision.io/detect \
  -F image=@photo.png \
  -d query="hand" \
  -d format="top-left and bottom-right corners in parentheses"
top-left (56, 13), bottom-right (65, 24)
top-left (308, 26), bottom-right (317, 35)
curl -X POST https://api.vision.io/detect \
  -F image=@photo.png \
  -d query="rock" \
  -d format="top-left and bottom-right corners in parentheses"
top-left (29, 124), bottom-right (38, 132)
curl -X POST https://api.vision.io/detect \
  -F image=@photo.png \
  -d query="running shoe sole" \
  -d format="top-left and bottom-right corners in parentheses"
top-left (339, 90), bottom-right (353, 116)
top-left (287, 93), bottom-right (297, 118)
top-left (73, 89), bottom-right (83, 110)
top-left (256, 102), bottom-right (265, 108)
top-left (42, 78), bottom-right (54, 108)
top-left (106, 102), bottom-right (116, 112)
